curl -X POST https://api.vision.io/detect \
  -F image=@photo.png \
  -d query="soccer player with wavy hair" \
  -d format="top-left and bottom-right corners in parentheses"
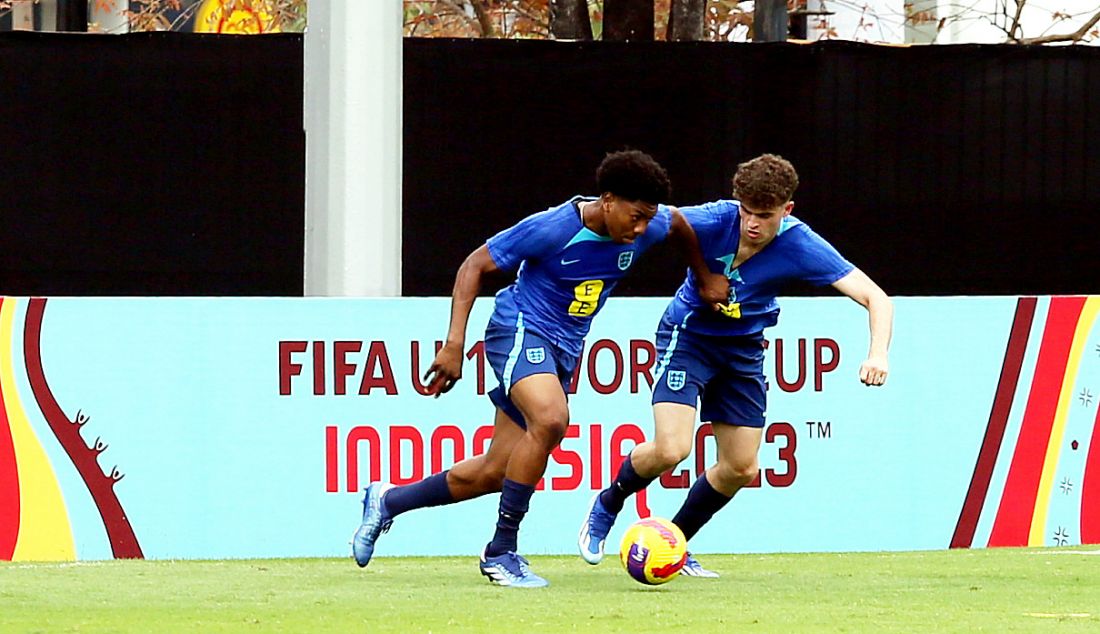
top-left (579, 154), bottom-right (893, 577)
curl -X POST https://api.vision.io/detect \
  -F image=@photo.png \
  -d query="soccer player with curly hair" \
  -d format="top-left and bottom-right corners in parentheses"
top-left (579, 154), bottom-right (893, 577)
top-left (352, 149), bottom-right (727, 587)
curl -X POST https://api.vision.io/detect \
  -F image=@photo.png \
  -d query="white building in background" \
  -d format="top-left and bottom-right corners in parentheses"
top-left (799, 0), bottom-right (1100, 44)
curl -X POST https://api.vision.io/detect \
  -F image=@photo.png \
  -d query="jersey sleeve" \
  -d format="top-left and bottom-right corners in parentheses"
top-left (792, 225), bottom-right (855, 286)
top-left (485, 208), bottom-right (564, 272)
top-left (678, 200), bottom-right (737, 250)
top-left (637, 204), bottom-right (673, 248)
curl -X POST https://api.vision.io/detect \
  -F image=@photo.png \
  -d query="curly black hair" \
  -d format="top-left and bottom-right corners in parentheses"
top-left (595, 149), bottom-right (671, 204)
top-left (732, 154), bottom-right (799, 210)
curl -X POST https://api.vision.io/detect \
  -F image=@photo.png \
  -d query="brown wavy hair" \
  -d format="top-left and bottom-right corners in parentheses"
top-left (732, 154), bottom-right (799, 210)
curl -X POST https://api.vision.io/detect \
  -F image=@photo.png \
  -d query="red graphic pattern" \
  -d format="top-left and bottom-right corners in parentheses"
top-left (637, 518), bottom-right (681, 549)
top-left (1081, 406), bottom-right (1100, 543)
top-left (650, 552), bottom-right (687, 580)
top-left (23, 299), bottom-right (143, 559)
top-left (0, 310), bottom-right (19, 557)
top-left (988, 296), bottom-right (1084, 547)
top-left (0, 402), bottom-right (17, 559)
top-left (951, 297), bottom-right (1035, 548)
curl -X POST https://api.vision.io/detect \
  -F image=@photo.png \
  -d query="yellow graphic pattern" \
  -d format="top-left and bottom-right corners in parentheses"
top-left (717, 302), bottom-right (742, 319)
top-left (568, 280), bottom-right (604, 317)
top-left (0, 299), bottom-right (75, 561)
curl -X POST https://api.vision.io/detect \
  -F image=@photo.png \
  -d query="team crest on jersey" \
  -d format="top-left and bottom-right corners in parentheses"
top-left (525, 347), bottom-right (546, 364)
top-left (666, 370), bottom-right (686, 391)
top-left (617, 251), bottom-right (634, 270)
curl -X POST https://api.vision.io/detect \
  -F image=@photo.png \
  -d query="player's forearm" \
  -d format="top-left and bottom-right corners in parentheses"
top-left (833, 268), bottom-right (892, 360)
top-left (444, 245), bottom-right (496, 348)
top-left (668, 209), bottom-right (710, 280)
top-left (865, 292), bottom-right (893, 359)
top-left (445, 259), bottom-right (481, 348)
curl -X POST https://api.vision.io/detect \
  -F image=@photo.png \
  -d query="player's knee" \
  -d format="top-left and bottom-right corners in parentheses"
top-left (447, 468), bottom-right (480, 492)
top-left (526, 410), bottom-right (569, 448)
top-left (728, 462), bottom-right (759, 487)
top-left (653, 442), bottom-right (691, 471)
top-left (714, 460), bottom-right (758, 488)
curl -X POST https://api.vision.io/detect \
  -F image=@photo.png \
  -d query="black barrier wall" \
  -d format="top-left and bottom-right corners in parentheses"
top-left (0, 32), bottom-right (304, 296)
top-left (404, 39), bottom-right (1100, 298)
top-left (3, 36), bottom-right (1097, 297)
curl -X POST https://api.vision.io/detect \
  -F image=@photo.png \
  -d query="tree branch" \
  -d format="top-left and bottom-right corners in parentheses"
top-left (1018, 8), bottom-right (1100, 44)
top-left (170, 0), bottom-right (206, 32)
top-left (468, 0), bottom-right (498, 37)
top-left (1007, 0), bottom-right (1027, 40)
top-left (434, 0), bottom-right (485, 36)
top-left (510, 0), bottom-right (548, 29)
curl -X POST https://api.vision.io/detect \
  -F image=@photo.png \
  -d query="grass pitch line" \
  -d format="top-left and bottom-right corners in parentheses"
top-left (5, 561), bottom-right (106, 570)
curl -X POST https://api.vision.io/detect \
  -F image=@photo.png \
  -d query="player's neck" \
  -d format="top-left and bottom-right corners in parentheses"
top-left (579, 200), bottom-right (608, 236)
top-left (735, 240), bottom-right (767, 267)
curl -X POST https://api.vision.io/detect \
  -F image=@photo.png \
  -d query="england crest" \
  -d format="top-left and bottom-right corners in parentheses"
top-left (666, 370), bottom-right (686, 391)
top-left (525, 347), bottom-right (546, 364)
top-left (617, 251), bottom-right (634, 270)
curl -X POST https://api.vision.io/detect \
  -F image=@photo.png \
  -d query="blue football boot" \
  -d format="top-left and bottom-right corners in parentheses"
top-left (479, 549), bottom-right (550, 588)
top-left (578, 492), bottom-right (618, 564)
top-left (680, 552), bottom-right (719, 578)
top-left (351, 482), bottom-right (394, 568)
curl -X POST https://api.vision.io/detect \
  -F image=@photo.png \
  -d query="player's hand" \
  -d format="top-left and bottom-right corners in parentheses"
top-left (697, 272), bottom-right (730, 310)
top-left (424, 342), bottom-right (464, 397)
top-left (859, 355), bottom-right (888, 386)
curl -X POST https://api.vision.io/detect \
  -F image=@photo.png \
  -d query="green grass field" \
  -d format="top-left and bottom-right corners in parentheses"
top-left (2, 547), bottom-right (1097, 633)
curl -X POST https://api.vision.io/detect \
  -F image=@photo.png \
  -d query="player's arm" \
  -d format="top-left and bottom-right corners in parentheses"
top-left (831, 268), bottom-right (892, 386)
top-left (425, 244), bottom-right (500, 397)
top-left (668, 207), bottom-right (728, 308)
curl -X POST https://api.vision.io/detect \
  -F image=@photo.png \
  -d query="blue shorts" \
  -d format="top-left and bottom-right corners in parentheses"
top-left (651, 322), bottom-right (767, 428)
top-left (485, 321), bottom-right (577, 430)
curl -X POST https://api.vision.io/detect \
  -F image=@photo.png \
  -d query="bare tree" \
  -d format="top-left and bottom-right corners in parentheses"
top-left (1003, 1), bottom-right (1100, 44)
top-left (816, 0), bottom-right (1100, 45)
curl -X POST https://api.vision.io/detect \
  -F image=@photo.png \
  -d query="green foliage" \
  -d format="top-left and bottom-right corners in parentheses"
top-left (2, 548), bottom-right (1098, 632)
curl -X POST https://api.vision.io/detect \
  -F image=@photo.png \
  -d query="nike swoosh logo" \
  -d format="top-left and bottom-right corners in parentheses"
top-left (561, 258), bottom-right (580, 265)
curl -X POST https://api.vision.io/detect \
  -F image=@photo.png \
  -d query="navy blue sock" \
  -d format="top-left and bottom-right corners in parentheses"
top-left (380, 471), bottom-right (455, 519)
top-left (485, 479), bottom-right (535, 557)
top-left (671, 473), bottom-right (733, 541)
top-left (599, 455), bottom-right (656, 514)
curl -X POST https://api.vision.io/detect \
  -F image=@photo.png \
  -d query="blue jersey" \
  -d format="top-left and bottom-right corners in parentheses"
top-left (663, 199), bottom-right (853, 337)
top-left (486, 196), bottom-right (672, 357)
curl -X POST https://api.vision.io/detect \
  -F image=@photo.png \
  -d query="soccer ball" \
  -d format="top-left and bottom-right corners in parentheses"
top-left (619, 517), bottom-right (688, 585)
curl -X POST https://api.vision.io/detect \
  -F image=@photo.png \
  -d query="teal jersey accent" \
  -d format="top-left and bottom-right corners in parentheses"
top-left (485, 197), bottom-right (672, 357)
